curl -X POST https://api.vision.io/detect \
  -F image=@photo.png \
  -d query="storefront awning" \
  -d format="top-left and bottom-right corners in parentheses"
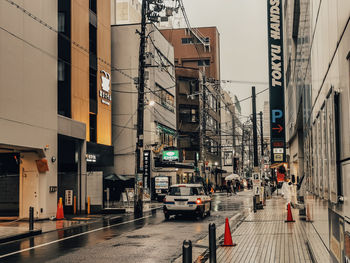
top-left (270, 162), bottom-right (287, 169)
top-left (104, 173), bottom-right (128, 181)
top-left (156, 123), bottom-right (176, 135)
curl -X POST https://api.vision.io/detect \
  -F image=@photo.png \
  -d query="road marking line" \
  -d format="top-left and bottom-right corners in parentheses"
top-left (0, 214), bottom-right (153, 259)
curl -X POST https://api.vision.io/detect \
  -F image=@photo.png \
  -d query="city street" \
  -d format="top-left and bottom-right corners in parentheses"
top-left (0, 192), bottom-right (252, 263)
top-left (1, 0), bottom-right (349, 261)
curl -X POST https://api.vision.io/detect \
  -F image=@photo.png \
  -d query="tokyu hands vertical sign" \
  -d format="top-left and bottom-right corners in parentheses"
top-left (267, 0), bottom-right (286, 163)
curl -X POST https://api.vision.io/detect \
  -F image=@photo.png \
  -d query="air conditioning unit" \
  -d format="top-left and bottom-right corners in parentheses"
top-left (144, 71), bottom-right (149, 80)
top-left (145, 53), bottom-right (152, 66)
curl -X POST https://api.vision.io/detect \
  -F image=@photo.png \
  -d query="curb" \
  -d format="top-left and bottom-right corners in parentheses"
top-left (0, 229), bottom-right (42, 244)
top-left (305, 240), bottom-right (316, 263)
top-left (194, 212), bottom-right (247, 263)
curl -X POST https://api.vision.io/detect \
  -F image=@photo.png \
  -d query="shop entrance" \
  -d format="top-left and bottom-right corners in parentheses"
top-left (58, 135), bottom-right (80, 214)
top-left (0, 153), bottom-right (20, 216)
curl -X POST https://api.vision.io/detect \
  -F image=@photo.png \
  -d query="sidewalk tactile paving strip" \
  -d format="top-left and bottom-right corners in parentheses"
top-left (216, 196), bottom-right (320, 263)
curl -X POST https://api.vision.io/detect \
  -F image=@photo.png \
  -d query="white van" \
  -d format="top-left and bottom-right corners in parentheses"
top-left (163, 184), bottom-right (211, 220)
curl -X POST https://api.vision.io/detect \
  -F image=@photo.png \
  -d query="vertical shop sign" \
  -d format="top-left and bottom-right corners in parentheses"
top-left (267, 0), bottom-right (286, 163)
top-left (143, 150), bottom-right (151, 189)
top-left (65, 190), bottom-right (73, 206)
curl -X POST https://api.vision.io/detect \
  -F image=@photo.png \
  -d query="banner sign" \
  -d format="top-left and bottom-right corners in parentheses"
top-left (143, 150), bottom-right (151, 189)
top-left (267, 0), bottom-right (286, 163)
top-left (162, 150), bottom-right (179, 161)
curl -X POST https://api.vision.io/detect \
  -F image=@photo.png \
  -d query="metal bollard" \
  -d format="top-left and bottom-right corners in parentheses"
top-left (182, 240), bottom-right (192, 263)
top-left (209, 223), bottom-right (216, 263)
top-left (29, 206), bottom-right (34, 231)
top-left (253, 196), bottom-right (257, 213)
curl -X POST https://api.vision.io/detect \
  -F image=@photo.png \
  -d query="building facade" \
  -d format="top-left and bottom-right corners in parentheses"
top-left (0, 0), bottom-right (58, 219)
top-left (175, 66), bottom-right (203, 184)
top-left (57, 0), bottom-right (113, 214)
top-left (160, 27), bottom-right (222, 188)
top-left (220, 91), bottom-right (236, 181)
top-left (111, 23), bottom-right (177, 200)
top-left (111, 0), bottom-right (141, 25)
top-left (284, 0), bottom-right (350, 261)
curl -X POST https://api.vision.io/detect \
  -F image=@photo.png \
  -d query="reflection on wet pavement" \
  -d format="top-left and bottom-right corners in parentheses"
top-left (0, 191), bottom-right (253, 263)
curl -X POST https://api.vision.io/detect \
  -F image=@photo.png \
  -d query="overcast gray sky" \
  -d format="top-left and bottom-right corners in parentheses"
top-left (181, 0), bottom-right (270, 118)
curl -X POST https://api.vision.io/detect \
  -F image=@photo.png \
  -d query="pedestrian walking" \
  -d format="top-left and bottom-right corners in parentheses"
top-left (281, 177), bottom-right (292, 207)
top-left (235, 179), bottom-right (240, 193)
top-left (226, 181), bottom-right (231, 196)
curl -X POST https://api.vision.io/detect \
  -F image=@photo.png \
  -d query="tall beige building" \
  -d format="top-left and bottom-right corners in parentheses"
top-left (111, 0), bottom-right (141, 25)
top-left (111, 23), bottom-right (176, 197)
top-left (0, 0), bottom-right (58, 219)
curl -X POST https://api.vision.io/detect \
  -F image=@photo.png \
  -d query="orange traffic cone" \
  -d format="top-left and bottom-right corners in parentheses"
top-left (56, 197), bottom-right (65, 220)
top-left (285, 203), bottom-right (295, 223)
top-left (222, 218), bottom-right (237, 246)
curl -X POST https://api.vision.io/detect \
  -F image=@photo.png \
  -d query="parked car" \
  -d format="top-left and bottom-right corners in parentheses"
top-left (163, 184), bottom-right (211, 220)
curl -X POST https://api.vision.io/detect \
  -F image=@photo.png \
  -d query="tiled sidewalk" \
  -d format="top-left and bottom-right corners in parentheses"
top-left (216, 195), bottom-right (330, 263)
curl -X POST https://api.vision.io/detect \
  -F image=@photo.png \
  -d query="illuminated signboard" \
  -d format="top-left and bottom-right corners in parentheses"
top-left (162, 150), bottom-right (179, 161)
top-left (143, 150), bottom-right (151, 189)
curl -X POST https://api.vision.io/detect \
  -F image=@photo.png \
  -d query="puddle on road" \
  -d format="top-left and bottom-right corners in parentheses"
top-left (126, 235), bottom-right (151, 239)
top-left (112, 242), bottom-right (142, 247)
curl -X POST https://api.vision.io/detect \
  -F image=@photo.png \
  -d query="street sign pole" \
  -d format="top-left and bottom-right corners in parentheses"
top-left (267, 0), bottom-right (286, 165)
top-left (252, 87), bottom-right (262, 208)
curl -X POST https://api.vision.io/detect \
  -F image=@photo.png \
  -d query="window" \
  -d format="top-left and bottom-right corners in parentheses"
top-left (179, 105), bottom-right (199, 123)
top-left (58, 61), bottom-right (65, 81)
top-left (169, 187), bottom-right (204, 196)
top-left (156, 123), bottom-right (175, 146)
top-left (178, 79), bottom-right (198, 95)
top-left (206, 115), bottom-right (219, 134)
top-left (205, 89), bottom-right (217, 112)
top-left (89, 113), bottom-right (97, 142)
top-left (201, 37), bottom-right (210, 43)
top-left (181, 38), bottom-right (194, 44)
top-left (58, 12), bottom-right (65, 33)
top-left (89, 24), bottom-right (97, 55)
top-left (89, 0), bottom-right (97, 13)
top-left (212, 96), bottom-right (217, 111)
top-left (156, 84), bottom-right (175, 112)
top-left (89, 68), bottom-right (97, 114)
top-left (198, 59), bottom-right (210, 67)
top-left (224, 152), bottom-right (233, 166)
top-left (206, 139), bottom-right (219, 155)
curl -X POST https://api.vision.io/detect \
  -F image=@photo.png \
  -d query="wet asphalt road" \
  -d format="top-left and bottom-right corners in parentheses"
top-left (0, 191), bottom-right (252, 263)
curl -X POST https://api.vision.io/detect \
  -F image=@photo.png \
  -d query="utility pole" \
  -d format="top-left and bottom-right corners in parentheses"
top-left (241, 124), bottom-right (245, 176)
top-left (232, 114), bottom-right (236, 173)
top-left (201, 78), bottom-right (207, 187)
top-left (135, 0), bottom-right (148, 218)
top-left (248, 128), bottom-right (252, 171)
top-left (252, 86), bottom-right (258, 168)
top-left (260, 111), bottom-right (264, 158)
